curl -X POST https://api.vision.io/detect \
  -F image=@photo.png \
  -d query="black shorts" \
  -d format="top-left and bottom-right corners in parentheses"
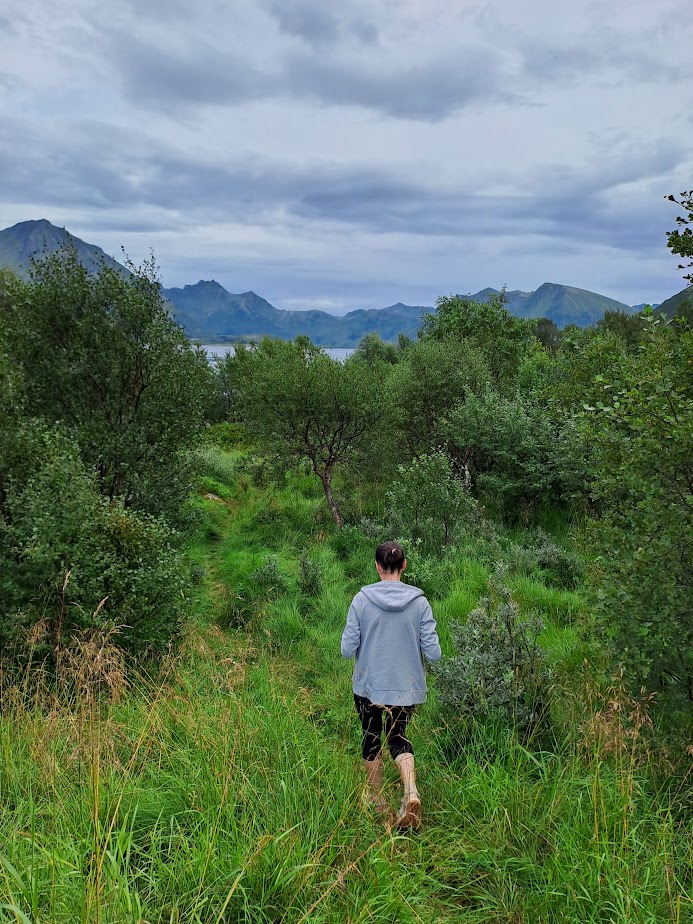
top-left (354, 694), bottom-right (415, 761)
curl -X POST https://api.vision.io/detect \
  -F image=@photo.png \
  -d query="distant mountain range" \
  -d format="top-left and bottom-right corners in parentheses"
top-left (1, 219), bottom-right (687, 346)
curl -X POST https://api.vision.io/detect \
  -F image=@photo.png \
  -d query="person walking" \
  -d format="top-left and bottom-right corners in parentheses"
top-left (341, 541), bottom-right (441, 829)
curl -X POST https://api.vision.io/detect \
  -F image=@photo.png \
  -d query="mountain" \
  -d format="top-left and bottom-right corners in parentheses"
top-left (630, 303), bottom-right (661, 312)
top-left (655, 286), bottom-right (692, 319)
top-left (162, 281), bottom-right (288, 340)
top-left (161, 281), bottom-right (428, 345)
top-left (511, 282), bottom-right (634, 327)
top-left (467, 283), bottom-right (632, 327)
top-left (0, 219), bottom-right (127, 277)
top-left (0, 219), bottom-right (657, 344)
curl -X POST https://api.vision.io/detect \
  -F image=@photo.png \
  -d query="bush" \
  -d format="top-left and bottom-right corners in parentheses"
top-left (507, 529), bottom-right (584, 590)
top-left (194, 446), bottom-right (239, 488)
top-left (530, 529), bottom-right (584, 590)
top-left (387, 450), bottom-right (478, 554)
top-left (585, 318), bottom-right (693, 697)
top-left (434, 566), bottom-right (551, 734)
top-left (0, 424), bottom-right (187, 662)
top-left (299, 549), bottom-right (323, 598)
top-left (402, 552), bottom-right (454, 599)
top-left (447, 391), bottom-right (584, 520)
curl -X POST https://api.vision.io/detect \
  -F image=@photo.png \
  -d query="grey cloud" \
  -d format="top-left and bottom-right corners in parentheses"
top-left (0, 71), bottom-right (22, 91)
top-left (517, 30), bottom-right (690, 90)
top-left (264, 0), bottom-right (378, 47)
top-left (266, 1), bottom-right (341, 45)
top-left (518, 40), bottom-right (605, 83)
top-left (111, 33), bottom-right (274, 106)
top-left (1, 114), bottom-right (683, 261)
top-left (283, 49), bottom-right (518, 120)
top-left (348, 19), bottom-right (378, 45)
top-left (106, 24), bottom-right (512, 120)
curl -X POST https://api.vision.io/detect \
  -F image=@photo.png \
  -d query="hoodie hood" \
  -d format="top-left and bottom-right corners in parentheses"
top-left (359, 581), bottom-right (424, 612)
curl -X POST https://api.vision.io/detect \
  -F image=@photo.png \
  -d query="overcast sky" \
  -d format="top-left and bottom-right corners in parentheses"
top-left (1, 0), bottom-right (691, 311)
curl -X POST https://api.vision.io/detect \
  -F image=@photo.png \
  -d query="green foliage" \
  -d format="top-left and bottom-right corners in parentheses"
top-left (585, 316), bottom-right (693, 698)
top-left (446, 390), bottom-right (584, 518)
top-left (401, 553), bottom-right (454, 599)
top-left (517, 528), bottom-right (584, 590)
top-left (596, 309), bottom-right (647, 351)
top-left (387, 450), bottom-right (478, 554)
top-left (666, 189), bottom-right (693, 284)
top-left (298, 548), bottom-right (323, 598)
top-left (353, 331), bottom-right (400, 365)
top-left (193, 445), bottom-right (239, 488)
top-left (227, 337), bottom-right (383, 525)
top-left (420, 291), bottom-right (535, 387)
top-left (0, 423), bottom-right (186, 660)
top-left (1, 247), bottom-right (211, 525)
top-left (387, 338), bottom-right (491, 457)
top-left (533, 317), bottom-right (561, 355)
top-left (435, 567), bottom-right (551, 733)
top-left (224, 554), bottom-right (289, 626)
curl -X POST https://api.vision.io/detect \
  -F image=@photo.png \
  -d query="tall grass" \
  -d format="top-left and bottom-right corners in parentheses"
top-left (1, 450), bottom-right (691, 922)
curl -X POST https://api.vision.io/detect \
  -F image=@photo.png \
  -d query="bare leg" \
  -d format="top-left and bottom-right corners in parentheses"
top-left (363, 756), bottom-right (388, 813)
top-left (394, 753), bottom-right (421, 828)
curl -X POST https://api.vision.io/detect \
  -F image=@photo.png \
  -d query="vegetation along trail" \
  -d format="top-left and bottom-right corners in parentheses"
top-left (1, 219), bottom-right (692, 921)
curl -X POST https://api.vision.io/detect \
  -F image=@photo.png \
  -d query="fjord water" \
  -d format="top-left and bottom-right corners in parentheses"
top-left (203, 344), bottom-right (354, 362)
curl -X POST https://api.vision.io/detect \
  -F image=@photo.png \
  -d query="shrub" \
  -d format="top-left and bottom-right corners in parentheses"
top-left (402, 552), bottom-right (454, 599)
top-left (529, 529), bottom-right (584, 590)
top-left (387, 450), bottom-right (478, 554)
top-left (194, 446), bottom-right (239, 488)
top-left (2, 249), bottom-right (211, 527)
top-left (298, 549), bottom-right (323, 598)
top-left (585, 318), bottom-right (693, 697)
top-left (507, 529), bottom-right (584, 590)
top-left (434, 566), bottom-right (551, 734)
top-left (0, 423), bottom-right (187, 662)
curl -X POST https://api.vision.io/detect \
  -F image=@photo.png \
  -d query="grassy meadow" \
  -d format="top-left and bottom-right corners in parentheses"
top-left (1, 445), bottom-right (692, 923)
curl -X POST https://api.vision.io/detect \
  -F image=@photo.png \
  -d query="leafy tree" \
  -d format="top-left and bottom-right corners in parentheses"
top-left (228, 338), bottom-right (382, 526)
top-left (445, 389), bottom-right (584, 520)
top-left (387, 337), bottom-right (491, 458)
top-left (533, 317), bottom-right (561, 355)
top-left (420, 292), bottom-right (534, 388)
top-left (596, 309), bottom-right (647, 351)
top-left (585, 316), bottom-right (693, 698)
top-left (353, 332), bottom-right (399, 365)
top-left (666, 190), bottom-right (693, 285)
top-left (1, 248), bottom-right (211, 525)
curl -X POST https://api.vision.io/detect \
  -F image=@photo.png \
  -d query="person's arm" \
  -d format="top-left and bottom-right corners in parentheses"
top-left (340, 601), bottom-right (361, 658)
top-left (420, 601), bottom-right (441, 663)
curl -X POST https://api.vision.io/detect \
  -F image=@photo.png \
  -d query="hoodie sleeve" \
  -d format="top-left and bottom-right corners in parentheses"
top-left (419, 600), bottom-right (441, 663)
top-left (340, 600), bottom-right (361, 659)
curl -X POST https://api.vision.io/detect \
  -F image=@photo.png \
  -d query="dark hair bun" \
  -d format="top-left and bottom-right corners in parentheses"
top-left (375, 541), bottom-right (405, 573)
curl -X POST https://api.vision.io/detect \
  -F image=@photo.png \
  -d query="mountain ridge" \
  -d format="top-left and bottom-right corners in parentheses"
top-left (0, 219), bottom-right (665, 345)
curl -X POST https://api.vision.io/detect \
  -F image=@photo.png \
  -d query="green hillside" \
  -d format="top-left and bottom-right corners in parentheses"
top-left (656, 285), bottom-right (693, 319)
top-left (518, 282), bottom-right (634, 327)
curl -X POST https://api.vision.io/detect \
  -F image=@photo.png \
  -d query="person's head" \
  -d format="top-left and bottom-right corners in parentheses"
top-left (375, 541), bottom-right (406, 578)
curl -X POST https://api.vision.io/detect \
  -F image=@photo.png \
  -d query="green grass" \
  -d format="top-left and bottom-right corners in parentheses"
top-left (1, 450), bottom-right (691, 923)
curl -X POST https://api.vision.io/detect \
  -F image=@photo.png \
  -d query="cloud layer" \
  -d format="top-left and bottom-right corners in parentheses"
top-left (1, 0), bottom-right (691, 308)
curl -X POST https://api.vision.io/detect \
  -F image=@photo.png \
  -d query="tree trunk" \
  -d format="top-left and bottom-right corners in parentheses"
top-left (321, 470), bottom-right (344, 527)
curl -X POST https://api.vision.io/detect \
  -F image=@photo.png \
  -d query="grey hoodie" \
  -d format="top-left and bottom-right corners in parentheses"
top-left (341, 581), bottom-right (442, 706)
